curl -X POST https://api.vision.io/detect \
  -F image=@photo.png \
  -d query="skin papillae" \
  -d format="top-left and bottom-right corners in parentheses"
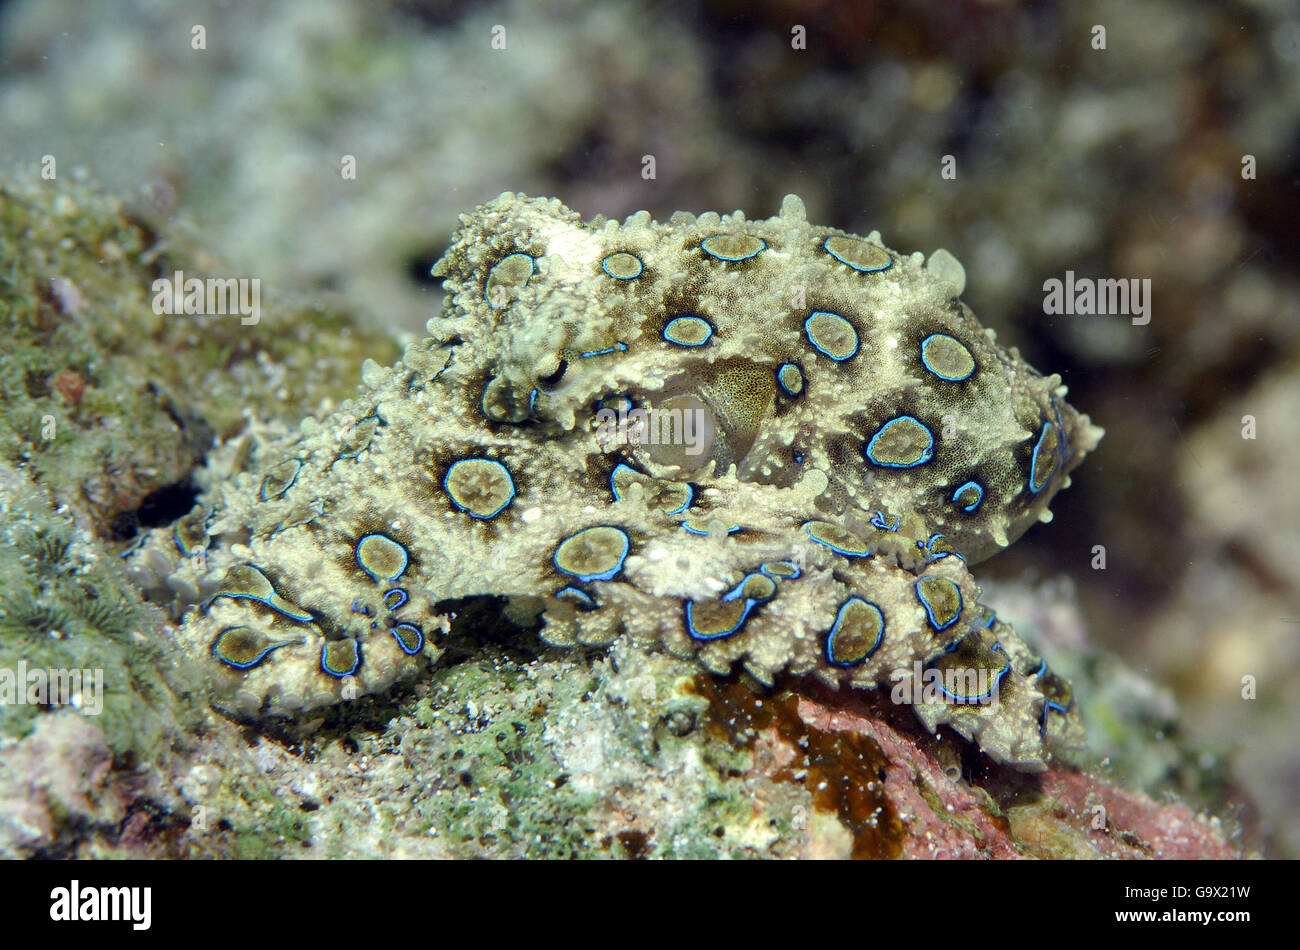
top-left (132, 193), bottom-right (1102, 771)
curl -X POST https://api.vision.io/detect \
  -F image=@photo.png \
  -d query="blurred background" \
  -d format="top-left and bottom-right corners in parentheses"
top-left (2, 0), bottom-right (1297, 855)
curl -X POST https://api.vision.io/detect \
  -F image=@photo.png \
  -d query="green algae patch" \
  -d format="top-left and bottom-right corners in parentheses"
top-left (0, 461), bottom-right (194, 766)
top-left (405, 659), bottom-right (612, 858)
top-left (0, 173), bottom-right (399, 540)
top-left (360, 640), bottom-right (804, 859)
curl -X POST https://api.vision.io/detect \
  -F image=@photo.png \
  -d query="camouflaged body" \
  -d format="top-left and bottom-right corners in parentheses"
top-left (132, 193), bottom-right (1101, 770)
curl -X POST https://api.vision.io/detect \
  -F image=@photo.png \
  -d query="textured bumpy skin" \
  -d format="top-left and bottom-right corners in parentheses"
top-left (132, 193), bottom-right (1102, 771)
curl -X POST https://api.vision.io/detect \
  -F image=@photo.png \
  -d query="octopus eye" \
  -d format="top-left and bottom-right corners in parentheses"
top-left (641, 395), bottom-right (718, 473)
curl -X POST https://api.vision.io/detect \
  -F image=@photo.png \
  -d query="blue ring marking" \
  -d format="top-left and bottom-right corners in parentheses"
top-left (776, 362), bottom-right (804, 397)
top-left (915, 577), bottom-right (962, 631)
top-left (443, 458), bottom-right (516, 520)
top-left (685, 572), bottom-right (777, 641)
top-left (529, 388), bottom-right (538, 411)
top-left (700, 234), bottom-right (766, 262)
top-left (918, 533), bottom-right (947, 552)
top-left (685, 598), bottom-right (755, 641)
top-left (823, 236), bottom-right (892, 273)
top-left (209, 592), bottom-right (314, 624)
top-left (1049, 397), bottom-right (1070, 466)
top-left (759, 560), bottom-right (802, 580)
top-left (1042, 700), bottom-right (1073, 727)
top-left (211, 630), bottom-right (297, 670)
top-left (793, 452), bottom-right (805, 464)
top-left (682, 521), bottom-right (741, 537)
top-left (870, 511), bottom-right (900, 532)
top-left (719, 581), bottom-right (746, 603)
top-left (173, 527), bottom-right (205, 559)
top-left (486, 252), bottom-right (535, 308)
top-left (664, 485), bottom-right (693, 515)
top-left (321, 640), bottom-right (361, 678)
top-left (1028, 421), bottom-right (1059, 494)
top-left (355, 534), bottom-right (410, 582)
top-left (934, 642), bottom-right (1009, 703)
top-left (493, 252), bottom-right (534, 274)
top-left (825, 598), bottom-right (885, 668)
top-left (803, 311), bottom-right (859, 361)
top-left (609, 464), bottom-right (693, 514)
top-left (596, 393), bottom-right (634, 414)
top-left (865, 415), bottom-right (935, 469)
top-left (336, 414), bottom-right (383, 460)
top-left (556, 586), bottom-right (598, 610)
top-left (383, 588), bottom-right (408, 611)
top-left (172, 508), bottom-right (213, 557)
top-left (228, 595), bottom-right (309, 623)
top-left (580, 342), bottom-right (628, 358)
top-left (259, 459), bottom-right (302, 502)
top-left (952, 480), bottom-right (984, 512)
top-left (350, 599), bottom-right (371, 616)
top-left (601, 253), bottom-right (643, 280)
top-left (1029, 656), bottom-right (1047, 677)
top-left (919, 533), bottom-right (963, 564)
top-left (721, 573), bottom-right (776, 604)
top-left (803, 521), bottom-right (871, 557)
top-left (972, 605), bottom-right (997, 630)
top-left (609, 463), bottom-right (636, 503)
top-left (391, 622), bottom-right (424, 655)
top-left (663, 316), bottom-right (714, 347)
top-left (919, 333), bottom-right (976, 382)
top-left (552, 526), bottom-right (630, 583)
